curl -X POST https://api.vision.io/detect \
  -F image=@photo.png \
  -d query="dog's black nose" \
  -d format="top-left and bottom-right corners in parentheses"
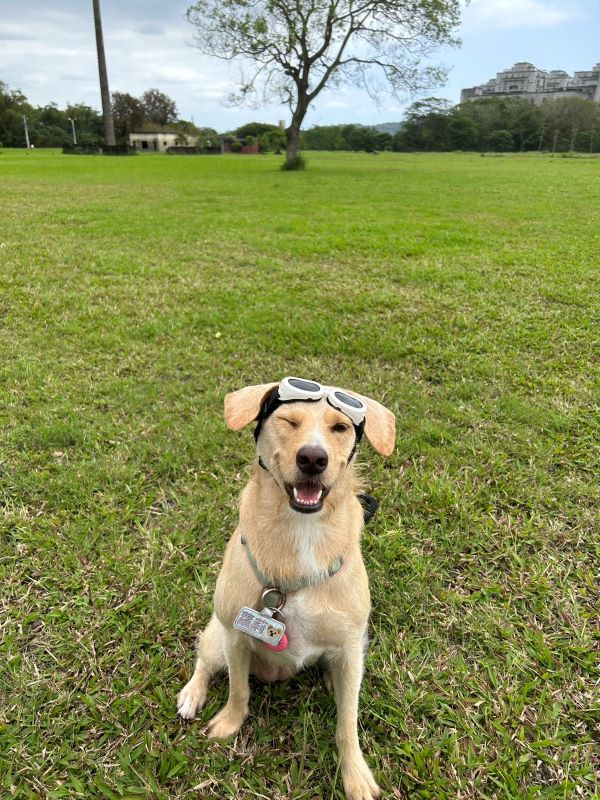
top-left (296, 445), bottom-right (328, 475)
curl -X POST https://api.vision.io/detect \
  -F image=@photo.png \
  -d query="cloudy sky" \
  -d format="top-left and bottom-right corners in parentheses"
top-left (1, 0), bottom-right (598, 130)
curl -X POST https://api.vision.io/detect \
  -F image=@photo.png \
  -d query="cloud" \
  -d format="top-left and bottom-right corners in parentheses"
top-left (150, 66), bottom-right (201, 84)
top-left (463, 0), bottom-right (577, 30)
top-left (135, 23), bottom-right (166, 36)
top-left (0, 24), bottom-right (36, 41)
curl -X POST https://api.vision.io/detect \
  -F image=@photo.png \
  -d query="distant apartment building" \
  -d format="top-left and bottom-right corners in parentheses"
top-left (461, 62), bottom-right (600, 105)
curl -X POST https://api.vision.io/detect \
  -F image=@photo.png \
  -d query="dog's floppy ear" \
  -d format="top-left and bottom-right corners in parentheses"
top-left (224, 382), bottom-right (279, 431)
top-left (355, 393), bottom-right (396, 457)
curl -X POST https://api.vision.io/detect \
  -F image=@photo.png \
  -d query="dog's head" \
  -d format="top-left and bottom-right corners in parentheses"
top-left (224, 380), bottom-right (395, 514)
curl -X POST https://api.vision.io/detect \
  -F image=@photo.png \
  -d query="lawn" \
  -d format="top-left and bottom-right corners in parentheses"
top-left (0, 148), bottom-right (598, 800)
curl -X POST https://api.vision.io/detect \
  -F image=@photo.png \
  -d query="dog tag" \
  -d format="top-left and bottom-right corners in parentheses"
top-left (234, 607), bottom-right (286, 646)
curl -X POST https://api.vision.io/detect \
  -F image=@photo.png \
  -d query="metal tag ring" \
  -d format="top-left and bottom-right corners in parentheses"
top-left (261, 587), bottom-right (286, 611)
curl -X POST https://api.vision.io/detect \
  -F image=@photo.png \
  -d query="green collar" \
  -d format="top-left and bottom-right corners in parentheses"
top-left (240, 536), bottom-right (343, 593)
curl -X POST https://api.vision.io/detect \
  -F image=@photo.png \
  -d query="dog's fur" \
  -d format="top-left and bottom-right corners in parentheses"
top-left (177, 382), bottom-right (395, 800)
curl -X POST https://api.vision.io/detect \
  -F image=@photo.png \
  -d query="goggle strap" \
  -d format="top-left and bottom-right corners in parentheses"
top-left (254, 390), bottom-right (321, 442)
top-left (347, 420), bottom-right (365, 464)
top-left (253, 387), bottom-right (282, 442)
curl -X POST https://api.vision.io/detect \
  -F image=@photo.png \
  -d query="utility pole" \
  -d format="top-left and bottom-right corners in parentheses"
top-left (92, 0), bottom-right (116, 146)
top-left (23, 115), bottom-right (30, 149)
top-left (68, 117), bottom-right (77, 145)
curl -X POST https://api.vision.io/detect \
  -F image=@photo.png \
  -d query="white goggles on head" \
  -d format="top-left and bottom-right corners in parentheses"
top-left (278, 376), bottom-right (367, 427)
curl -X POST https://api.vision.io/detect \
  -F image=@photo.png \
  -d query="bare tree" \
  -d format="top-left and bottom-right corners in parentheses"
top-left (187, 0), bottom-right (461, 168)
top-left (92, 0), bottom-right (116, 146)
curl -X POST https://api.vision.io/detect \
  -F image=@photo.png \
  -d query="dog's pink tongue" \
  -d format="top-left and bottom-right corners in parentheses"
top-left (264, 633), bottom-right (288, 652)
top-left (297, 485), bottom-right (321, 504)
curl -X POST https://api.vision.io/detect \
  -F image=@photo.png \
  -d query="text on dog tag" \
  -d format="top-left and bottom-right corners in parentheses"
top-left (234, 606), bottom-right (286, 646)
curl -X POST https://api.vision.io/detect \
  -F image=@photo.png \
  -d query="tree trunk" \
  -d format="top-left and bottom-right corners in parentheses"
top-left (285, 100), bottom-right (307, 168)
top-left (92, 0), bottom-right (116, 146)
top-left (569, 124), bottom-right (579, 152)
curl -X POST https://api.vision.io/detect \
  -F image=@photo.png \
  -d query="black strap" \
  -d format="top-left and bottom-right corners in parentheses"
top-left (357, 494), bottom-right (379, 524)
top-left (253, 386), bottom-right (284, 442)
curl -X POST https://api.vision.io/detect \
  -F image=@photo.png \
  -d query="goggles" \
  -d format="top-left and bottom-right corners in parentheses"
top-left (277, 377), bottom-right (367, 427)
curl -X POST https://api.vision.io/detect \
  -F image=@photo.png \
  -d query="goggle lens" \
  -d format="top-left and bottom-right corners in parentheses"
top-left (333, 390), bottom-right (363, 409)
top-left (288, 378), bottom-right (321, 393)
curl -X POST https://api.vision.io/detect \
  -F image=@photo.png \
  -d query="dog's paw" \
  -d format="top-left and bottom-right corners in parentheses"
top-left (342, 757), bottom-right (380, 800)
top-left (206, 706), bottom-right (246, 739)
top-left (177, 677), bottom-right (207, 720)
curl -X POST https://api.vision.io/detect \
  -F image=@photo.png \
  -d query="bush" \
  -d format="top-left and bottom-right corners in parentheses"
top-left (62, 144), bottom-right (101, 155)
top-left (101, 144), bottom-right (137, 155)
top-left (281, 154), bottom-right (306, 171)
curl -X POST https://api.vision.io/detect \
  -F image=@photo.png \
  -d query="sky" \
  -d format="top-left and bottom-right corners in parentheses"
top-left (1, 0), bottom-right (599, 131)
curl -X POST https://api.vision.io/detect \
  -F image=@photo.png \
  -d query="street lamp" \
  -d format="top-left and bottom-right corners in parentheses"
top-left (68, 117), bottom-right (77, 145)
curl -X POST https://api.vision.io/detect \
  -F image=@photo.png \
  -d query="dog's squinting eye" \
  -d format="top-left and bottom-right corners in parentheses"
top-left (280, 417), bottom-right (300, 429)
top-left (332, 422), bottom-right (349, 433)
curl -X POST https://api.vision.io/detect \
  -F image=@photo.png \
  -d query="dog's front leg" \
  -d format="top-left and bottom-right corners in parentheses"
top-left (206, 631), bottom-right (251, 739)
top-left (330, 640), bottom-right (380, 800)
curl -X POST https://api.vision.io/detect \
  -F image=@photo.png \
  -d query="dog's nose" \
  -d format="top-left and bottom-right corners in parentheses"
top-left (296, 445), bottom-right (328, 475)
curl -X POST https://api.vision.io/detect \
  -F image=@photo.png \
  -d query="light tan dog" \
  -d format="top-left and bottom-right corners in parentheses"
top-left (177, 379), bottom-right (395, 800)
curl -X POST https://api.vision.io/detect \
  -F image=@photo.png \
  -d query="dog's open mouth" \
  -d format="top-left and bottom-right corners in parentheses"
top-left (285, 482), bottom-right (330, 514)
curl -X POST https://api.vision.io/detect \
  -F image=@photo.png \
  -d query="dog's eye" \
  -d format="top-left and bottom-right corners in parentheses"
top-left (332, 423), bottom-right (349, 433)
top-left (280, 418), bottom-right (299, 429)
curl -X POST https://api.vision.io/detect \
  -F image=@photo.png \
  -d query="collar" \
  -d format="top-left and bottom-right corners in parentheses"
top-left (240, 536), bottom-right (343, 593)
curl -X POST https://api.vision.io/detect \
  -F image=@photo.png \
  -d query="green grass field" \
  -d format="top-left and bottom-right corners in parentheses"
top-left (0, 149), bottom-right (598, 800)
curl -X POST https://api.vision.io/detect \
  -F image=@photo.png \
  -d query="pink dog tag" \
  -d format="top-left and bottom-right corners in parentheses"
top-left (264, 632), bottom-right (288, 652)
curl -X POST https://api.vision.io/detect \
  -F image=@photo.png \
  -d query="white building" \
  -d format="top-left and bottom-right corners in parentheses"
top-left (461, 62), bottom-right (600, 104)
top-left (128, 132), bottom-right (198, 152)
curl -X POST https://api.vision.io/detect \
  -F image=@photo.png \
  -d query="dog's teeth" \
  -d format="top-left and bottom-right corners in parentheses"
top-left (292, 485), bottom-right (323, 506)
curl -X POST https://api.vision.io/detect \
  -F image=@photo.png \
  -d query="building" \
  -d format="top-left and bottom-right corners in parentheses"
top-left (221, 137), bottom-right (260, 154)
top-left (461, 62), bottom-right (600, 105)
top-left (129, 132), bottom-right (198, 152)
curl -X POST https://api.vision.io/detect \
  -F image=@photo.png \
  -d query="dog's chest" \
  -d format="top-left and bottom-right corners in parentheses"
top-left (255, 592), bottom-right (340, 669)
top-left (282, 594), bottom-right (320, 658)
top-left (243, 518), bottom-right (352, 667)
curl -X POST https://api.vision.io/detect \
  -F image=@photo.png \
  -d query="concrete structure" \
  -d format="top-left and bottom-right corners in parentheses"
top-left (129, 132), bottom-right (198, 152)
top-left (461, 62), bottom-right (600, 105)
top-left (221, 137), bottom-right (260, 154)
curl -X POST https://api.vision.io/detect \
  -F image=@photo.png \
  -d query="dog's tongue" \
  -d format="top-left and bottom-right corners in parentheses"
top-left (297, 484), bottom-right (321, 504)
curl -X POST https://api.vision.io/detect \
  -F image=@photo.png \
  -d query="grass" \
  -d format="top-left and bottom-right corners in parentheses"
top-left (0, 148), bottom-right (598, 800)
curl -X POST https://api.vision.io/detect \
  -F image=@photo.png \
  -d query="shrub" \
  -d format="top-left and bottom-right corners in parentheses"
top-left (281, 154), bottom-right (306, 171)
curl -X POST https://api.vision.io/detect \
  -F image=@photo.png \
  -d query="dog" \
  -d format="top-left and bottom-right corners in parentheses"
top-left (177, 378), bottom-right (395, 800)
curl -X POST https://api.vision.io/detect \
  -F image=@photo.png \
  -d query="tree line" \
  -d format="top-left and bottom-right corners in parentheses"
top-left (0, 82), bottom-right (102, 148)
top-left (0, 82), bottom-right (289, 153)
top-left (0, 82), bottom-right (217, 149)
top-left (395, 96), bottom-right (600, 153)
top-left (303, 125), bottom-right (393, 152)
top-left (3, 80), bottom-right (599, 155)
top-left (300, 97), bottom-right (600, 153)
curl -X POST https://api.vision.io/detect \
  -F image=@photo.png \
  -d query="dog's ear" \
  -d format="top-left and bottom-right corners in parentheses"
top-left (355, 393), bottom-right (396, 456)
top-left (224, 382), bottom-right (279, 431)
